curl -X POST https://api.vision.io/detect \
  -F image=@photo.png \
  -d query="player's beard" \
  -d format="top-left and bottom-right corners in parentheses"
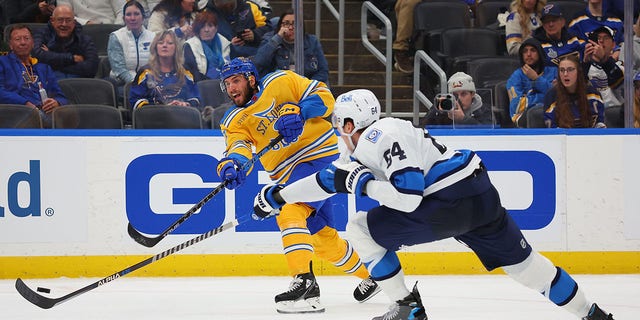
top-left (239, 82), bottom-right (257, 106)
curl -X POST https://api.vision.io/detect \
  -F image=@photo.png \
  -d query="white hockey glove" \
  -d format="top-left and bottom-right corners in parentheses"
top-left (333, 162), bottom-right (374, 196)
top-left (252, 184), bottom-right (285, 221)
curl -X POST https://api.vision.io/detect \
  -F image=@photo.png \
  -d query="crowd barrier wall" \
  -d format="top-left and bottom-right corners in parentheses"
top-left (1, 129), bottom-right (639, 279)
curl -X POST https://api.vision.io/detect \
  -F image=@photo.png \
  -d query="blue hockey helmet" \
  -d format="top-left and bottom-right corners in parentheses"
top-left (219, 57), bottom-right (259, 92)
top-left (220, 57), bottom-right (259, 82)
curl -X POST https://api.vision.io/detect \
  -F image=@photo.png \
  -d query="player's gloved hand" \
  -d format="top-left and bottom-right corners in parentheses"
top-left (274, 103), bottom-right (304, 143)
top-left (216, 157), bottom-right (246, 190)
top-left (253, 184), bottom-right (285, 220)
top-left (333, 162), bottom-right (374, 196)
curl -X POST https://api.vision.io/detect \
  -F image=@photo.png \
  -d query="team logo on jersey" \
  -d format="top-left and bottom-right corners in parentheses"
top-left (254, 99), bottom-right (278, 134)
top-left (365, 129), bottom-right (382, 143)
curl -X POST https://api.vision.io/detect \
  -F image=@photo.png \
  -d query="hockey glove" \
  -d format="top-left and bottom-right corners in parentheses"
top-left (274, 103), bottom-right (304, 143)
top-left (333, 162), bottom-right (374, 196)
top-left (253, 184), bottom-right (285, 220)
top-left (216, 157), bottom-right (246, 190)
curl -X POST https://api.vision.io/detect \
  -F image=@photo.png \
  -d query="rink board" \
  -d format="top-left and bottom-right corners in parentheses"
top-left (0, 129), bottom-right (639, 278)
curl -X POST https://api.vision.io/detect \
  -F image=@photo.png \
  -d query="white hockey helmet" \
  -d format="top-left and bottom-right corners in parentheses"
top-left (332, 89), bottom-right (381, 136)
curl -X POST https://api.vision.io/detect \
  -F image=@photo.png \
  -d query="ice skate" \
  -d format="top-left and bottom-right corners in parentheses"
top-left (372, 282), bottom-right (427, 320)
top-left (275, 271), bottom-right (324, 313)
top-left (354, 277), bottom-right (382, 303)
top-left (582, 303), bottom-right (614, 320)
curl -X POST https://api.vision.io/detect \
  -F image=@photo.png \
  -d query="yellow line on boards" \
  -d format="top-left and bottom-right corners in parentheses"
top-left (1, 252), bottom-right (638, 279)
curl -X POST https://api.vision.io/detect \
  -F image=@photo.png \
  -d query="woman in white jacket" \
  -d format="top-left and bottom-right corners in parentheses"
top-left (183, 10), bottom-right (231, 81)
top-left (107, 1), bottom-right (156, 96)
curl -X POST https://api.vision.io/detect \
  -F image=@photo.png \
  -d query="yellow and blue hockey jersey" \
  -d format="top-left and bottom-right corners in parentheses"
top-left (219, 70), bottom-right (338, 183)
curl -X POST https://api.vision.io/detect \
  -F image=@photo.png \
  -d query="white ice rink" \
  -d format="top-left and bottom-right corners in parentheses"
top-left (2, 274), bottom-right (638, 320)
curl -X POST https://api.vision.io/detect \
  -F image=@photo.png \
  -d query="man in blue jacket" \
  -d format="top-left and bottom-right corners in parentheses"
top-left (507, 37), bottom-right (557, 127)
top-left (0, 24), bottom-right (67, 128)
top-left (32, 3), bottom-right (99, 79)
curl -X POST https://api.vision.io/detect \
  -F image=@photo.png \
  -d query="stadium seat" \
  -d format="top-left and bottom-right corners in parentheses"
top-left (493, 80), bottom-right (514, 128)
top-left (466, 56), bottom-right (520, 90)
top-left (474, 0), bottom-right (510, 28)
top-left (412, 1), bottom-right (471, 55)
top-left (556, 1), bottom-right (587, 21)
top-left (132, 105), bottom-right (203, 129)
top-left (525, 105), bottom-right (546, 128)
top-left (3, 23), bottom-right (47, 42)
top-left (0, 104), bottom-right (42, 128)
top-left (604, 105), bottom-right (624, 128)
top-left (197, 79), bottom-right (230, 108)
top-left (82, 23), bottom-right (122, 57)
top-left (52, 104), bottom-right (123, 129)
top-left (437, 27), bottom-right (502, 75)
top-left (58, 78), bottom-right (117, 108)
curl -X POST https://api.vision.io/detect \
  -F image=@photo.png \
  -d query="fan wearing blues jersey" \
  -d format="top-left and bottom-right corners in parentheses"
top-left (253, 89), bottom-right (615, 320)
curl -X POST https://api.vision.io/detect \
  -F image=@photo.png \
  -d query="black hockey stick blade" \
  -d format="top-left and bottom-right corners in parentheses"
top-left (16, 216), bottom-right (248, 309)
top-left (127, 135), bottom-right (283, 247)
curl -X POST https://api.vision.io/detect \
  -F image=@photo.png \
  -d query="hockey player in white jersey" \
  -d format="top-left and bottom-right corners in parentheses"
top-left (251, 89), bottom-right (615, 320)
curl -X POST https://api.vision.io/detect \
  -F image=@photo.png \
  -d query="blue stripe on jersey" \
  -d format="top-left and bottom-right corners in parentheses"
top-left (269, 128), bottom-right (336, 176)
top-left (260, 70), bottom-right (286, 89)
top-left (424, 150), bottom-right (475, 187)
top-left (390, 167), bottom-right (425, 196)
top-left (548, 267), bottom-right (578, 306)
top-left (299, 87), bottom-right (330, 120)
top-left (221, 106), bottom-right (243, 129)
top-left (365, 251), bottom-right (402, 281)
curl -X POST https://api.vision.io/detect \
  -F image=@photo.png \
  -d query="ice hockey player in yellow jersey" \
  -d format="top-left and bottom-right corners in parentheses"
top-left (216, 58), bottom-right (381, 313)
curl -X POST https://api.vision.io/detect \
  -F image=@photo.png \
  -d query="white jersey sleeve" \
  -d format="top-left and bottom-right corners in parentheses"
top-left (353, 118), bottom-right (481, 212)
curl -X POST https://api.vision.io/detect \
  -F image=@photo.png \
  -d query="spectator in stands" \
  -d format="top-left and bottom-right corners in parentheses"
top-left (129, 30), bottom-right (201, 110)
top-left (148, 0), bottom-right (198, 40)
top-left (391, 0), bottom-right (420, 73)
top-left (0, 24), bottom-right (67, 128)
top-left (206, 0), bottom-right (272, 58)
top-left (507, 37), bottom-right (557, 127)
top-left (543, 54), bottom-right (605, 128)
top-left (583, 26), bottom-right (624, 108)
top-left (505, 0), bottom-right (546, 56)
top-left (568, 0), bottom-right (624, 57)
top-left (533, 3), bottom-right (584, 66)
top-left (634, 71), bottom-right (640, 128)
top-left (140, 0), bottom-right (207, 16)
top-left (57, 0), bottom-right (126, 25)
top-left (33, 4), bottom-right (99, 78)
top-left (5, 0), bottom-right (56, 24)
top-left (254, 9), bottom-right (329, 84)
top-left (107, 0), bottom-right (155, 97)
top-left (422, 72), bottom-right (494, 127)
top-left (620, 15), bottom-right (640, 77)
top-left (183, 10), bottom-right (231, 82)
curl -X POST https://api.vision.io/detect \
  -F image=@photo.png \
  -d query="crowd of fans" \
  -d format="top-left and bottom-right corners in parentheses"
top-left (0, 0), bottom-right (639, 129)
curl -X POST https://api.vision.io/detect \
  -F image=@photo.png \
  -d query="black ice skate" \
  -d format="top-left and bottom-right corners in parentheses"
top-left (372, 282), bottom-right (427, 320)
top-left (582, 303), bottom-right (614, 320)
top-left (275, 270), bottom-right (324, 313)
top-left (354, 277), bottom-right (382, 302)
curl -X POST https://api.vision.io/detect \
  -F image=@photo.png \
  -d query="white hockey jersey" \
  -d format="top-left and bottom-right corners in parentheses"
top-left (351, 118), bottom-right (481, 212)
top-left (280, 118), bottom-right (482, 213)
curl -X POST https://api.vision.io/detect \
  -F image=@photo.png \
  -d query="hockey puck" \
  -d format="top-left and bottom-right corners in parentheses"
top-left (36, 287), bottom-right (51, 294)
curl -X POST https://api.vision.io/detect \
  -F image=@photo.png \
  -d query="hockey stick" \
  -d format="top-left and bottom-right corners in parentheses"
top-left (15, 214), bottom-right (253, 309)
top-left (127, 135), bottom-right (283, 247)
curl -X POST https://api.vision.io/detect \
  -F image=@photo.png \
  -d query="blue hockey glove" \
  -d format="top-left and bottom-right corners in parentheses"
top-left (253, 184), bottom-right (285, 220)
top-left (274, 103), bottom-right (304, 143)
top-left (333, 162), bottom-right (374, 196)
top-left (216, 157), bottom-right (246, 190)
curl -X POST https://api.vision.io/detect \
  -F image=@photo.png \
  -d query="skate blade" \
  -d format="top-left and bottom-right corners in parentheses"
top-left (276, 297), bottom-right (325, 313)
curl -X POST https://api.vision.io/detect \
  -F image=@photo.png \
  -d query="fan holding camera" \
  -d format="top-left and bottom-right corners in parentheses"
top-left (421, 72), bottom-right (494, 128)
